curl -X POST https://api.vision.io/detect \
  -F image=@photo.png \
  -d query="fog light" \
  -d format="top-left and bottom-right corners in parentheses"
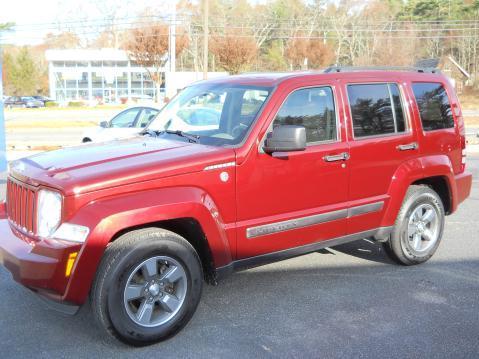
top-left (53, 223), bottom-right (90, 243)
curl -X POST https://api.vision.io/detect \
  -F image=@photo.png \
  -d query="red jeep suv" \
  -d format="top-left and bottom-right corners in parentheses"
top-left (0, 67), bottom-right (472, 345)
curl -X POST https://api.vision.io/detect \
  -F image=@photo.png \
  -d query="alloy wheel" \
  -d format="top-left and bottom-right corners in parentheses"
top-left (123, 256), bottom-right (188, 328)
top-left (403, 203), bottom-right (440, 254)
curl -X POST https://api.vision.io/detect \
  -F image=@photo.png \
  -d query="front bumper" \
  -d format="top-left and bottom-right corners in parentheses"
top-left (0, 218), bottom-right (81, 301)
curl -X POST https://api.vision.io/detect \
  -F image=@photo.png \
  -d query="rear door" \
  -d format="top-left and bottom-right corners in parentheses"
top-left (341, 80), bottom-right (419, 234)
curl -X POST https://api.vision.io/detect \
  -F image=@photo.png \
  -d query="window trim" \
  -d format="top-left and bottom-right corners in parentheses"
top-left (259, 84), bottom-right (341, 152)
top-left (411, 81), bottom-right (456, 134)
top-left (346, 82), bottom-right (411, 141)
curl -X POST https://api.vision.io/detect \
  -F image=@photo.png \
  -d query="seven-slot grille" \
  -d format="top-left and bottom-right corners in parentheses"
top-left (6, 178), bottom-right (37, 234)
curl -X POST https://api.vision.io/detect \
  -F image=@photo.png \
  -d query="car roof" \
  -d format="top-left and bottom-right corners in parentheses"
top-left (197, 68), bottom-right (447, 87)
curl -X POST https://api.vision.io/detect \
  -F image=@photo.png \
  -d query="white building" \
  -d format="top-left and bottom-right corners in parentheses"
top-left (45, 49), bottom-right (226, 104)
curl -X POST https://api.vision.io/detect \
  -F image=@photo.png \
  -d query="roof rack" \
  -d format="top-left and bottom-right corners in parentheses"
top-left (323, 66), bottom-right (440, 74)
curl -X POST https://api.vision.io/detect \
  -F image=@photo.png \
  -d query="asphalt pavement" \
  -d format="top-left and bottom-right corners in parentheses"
top-left (0, 156), bottom-right (478, 358)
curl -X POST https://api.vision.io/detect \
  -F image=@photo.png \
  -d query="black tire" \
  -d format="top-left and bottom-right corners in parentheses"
top-left (383, 185), bottom-right (445, 265)
top-left (82, 138), bottom-right (92, 143)
top-left (90, 228), bottom-right (203, 346)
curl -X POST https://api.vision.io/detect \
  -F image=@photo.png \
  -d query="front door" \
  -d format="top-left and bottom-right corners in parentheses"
top-left (236, 83), bottom-right (350, 259)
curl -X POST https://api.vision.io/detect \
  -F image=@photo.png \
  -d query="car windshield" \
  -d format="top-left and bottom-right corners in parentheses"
top-left (148, 83), bottom-right (272, 146)
top-left (22, 97), bottom-right (34, 100)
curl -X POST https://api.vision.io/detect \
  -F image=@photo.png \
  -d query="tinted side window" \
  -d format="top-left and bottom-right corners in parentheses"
top-left (412, 82), bottom-right (454, 131)
top-left (348, 83), bottom-right (407, 138)
top-left (273, 87), bottom-right (337, 143)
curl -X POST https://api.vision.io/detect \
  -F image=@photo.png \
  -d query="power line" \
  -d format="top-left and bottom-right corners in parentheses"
top-left (9, 15), bottom-right (479, 31)
top-left (3, 32), bottom-right (479, 42)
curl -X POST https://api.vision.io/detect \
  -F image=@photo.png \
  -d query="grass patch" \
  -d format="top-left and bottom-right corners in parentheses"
top-left (465, 116), bottom-right (479, 126)
top-left (4, 105), bottom-right (128, 112)
top-left (6, 121), bottom-right (97, 129)
top-left (459, 93), bottom-right (479, 110)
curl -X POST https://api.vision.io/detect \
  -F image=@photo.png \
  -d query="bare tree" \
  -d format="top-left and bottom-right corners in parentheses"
top-left (285, 36), bottom-right (335, 69)
top-left (43, 32), bottom-right (81, 49)
top-left (125, 24), bottom-right (188, 101)
top-left (209, 31), bottom-right (258, 74)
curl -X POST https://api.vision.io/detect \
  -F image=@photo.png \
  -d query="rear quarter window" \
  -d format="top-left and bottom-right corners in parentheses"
top-left (412, 82), bottom-right (454, 131)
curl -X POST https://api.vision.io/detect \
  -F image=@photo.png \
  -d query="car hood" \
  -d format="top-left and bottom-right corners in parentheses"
top-left (10, 136), bottom-right (235, 196)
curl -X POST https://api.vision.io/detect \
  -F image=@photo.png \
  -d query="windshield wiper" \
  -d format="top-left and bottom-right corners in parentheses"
top-left (158, 130), bottom-right (200, 143)
top-left (141, 129), bottom-right (158, 137)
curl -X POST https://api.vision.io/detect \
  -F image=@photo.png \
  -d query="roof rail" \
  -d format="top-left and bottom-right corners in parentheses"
top-left (323, 66), bottom-right (441, 74)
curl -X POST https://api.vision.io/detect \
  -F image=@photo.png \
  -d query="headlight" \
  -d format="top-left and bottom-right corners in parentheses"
top-left (37, 190), bottom-right (62, 238)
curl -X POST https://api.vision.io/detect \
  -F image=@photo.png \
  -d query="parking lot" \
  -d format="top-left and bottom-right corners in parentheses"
top-left (0, 154), bottom-right (477, 358)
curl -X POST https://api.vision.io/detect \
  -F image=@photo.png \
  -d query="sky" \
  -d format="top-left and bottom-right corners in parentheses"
top-left (0, 0), bottom-right (184, 45)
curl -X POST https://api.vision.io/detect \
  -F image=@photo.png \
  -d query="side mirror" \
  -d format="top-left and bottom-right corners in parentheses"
top-left (99, 121), bottom-right (109, 128)
top-left (263, 125), bottom-right (306, 154)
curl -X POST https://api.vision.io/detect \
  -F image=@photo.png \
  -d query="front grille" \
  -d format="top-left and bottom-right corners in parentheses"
top-left (6, 178), bottom-right (37, 234)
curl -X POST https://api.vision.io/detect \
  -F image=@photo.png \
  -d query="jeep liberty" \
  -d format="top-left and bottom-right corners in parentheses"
top-left (0, 67), bottom-right (472, 345)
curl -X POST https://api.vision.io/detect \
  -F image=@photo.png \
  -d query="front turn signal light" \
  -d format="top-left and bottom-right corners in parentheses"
top-left (65, 252), bottom-right (78, 277)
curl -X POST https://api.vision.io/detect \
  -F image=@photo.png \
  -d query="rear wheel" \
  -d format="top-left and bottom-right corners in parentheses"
top-left (384, 185), bottom-right (445, 265)
top-left (91, 228), bottom-right (203, 346)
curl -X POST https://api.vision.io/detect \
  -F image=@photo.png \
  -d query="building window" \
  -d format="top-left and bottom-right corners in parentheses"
top-left (131, 72), bottom-right (142, 88)
top-left (117, 72), bottom-right (128, 88)
top-left (78, 72), bottom-right (88, 89)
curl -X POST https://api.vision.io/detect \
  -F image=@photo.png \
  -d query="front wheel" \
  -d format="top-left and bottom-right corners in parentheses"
top-left (383, 185), bottom-right (445, 265)
top-left (91, 228), bottom-right (203, 346)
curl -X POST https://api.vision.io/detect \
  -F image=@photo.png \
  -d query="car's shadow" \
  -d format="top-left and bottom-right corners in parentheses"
top-left (330, 238), bottom-right (397, 265)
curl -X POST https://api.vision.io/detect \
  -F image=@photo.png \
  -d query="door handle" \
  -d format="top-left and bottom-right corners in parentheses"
top-left (323, 152), bottom-right (350, 162)
top-left (396, 142), bottom-right (418, 151)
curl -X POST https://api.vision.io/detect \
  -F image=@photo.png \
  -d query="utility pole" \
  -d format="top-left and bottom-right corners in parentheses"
top-left (203, 0), bottom-right (209, 80)
top-left (167, 1), bottom-right (177, 99)
top-left (0, 46), bottom-right (7, 172)
top-left (169, 4), bottom-right (176, 74)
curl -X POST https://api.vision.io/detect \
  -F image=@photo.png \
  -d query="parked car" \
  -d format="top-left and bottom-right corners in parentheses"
top-left (0, 67), bottom-right (472, 346)
top-left (4, 96), bottom-right (44, 108)
top-left (32, 95), bottom-right (54, 105)
top-left (81, 106), bottom-right (161, 143)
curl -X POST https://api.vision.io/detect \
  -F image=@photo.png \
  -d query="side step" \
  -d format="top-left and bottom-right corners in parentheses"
top-left (216, 226), bottom-right (393, 279)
